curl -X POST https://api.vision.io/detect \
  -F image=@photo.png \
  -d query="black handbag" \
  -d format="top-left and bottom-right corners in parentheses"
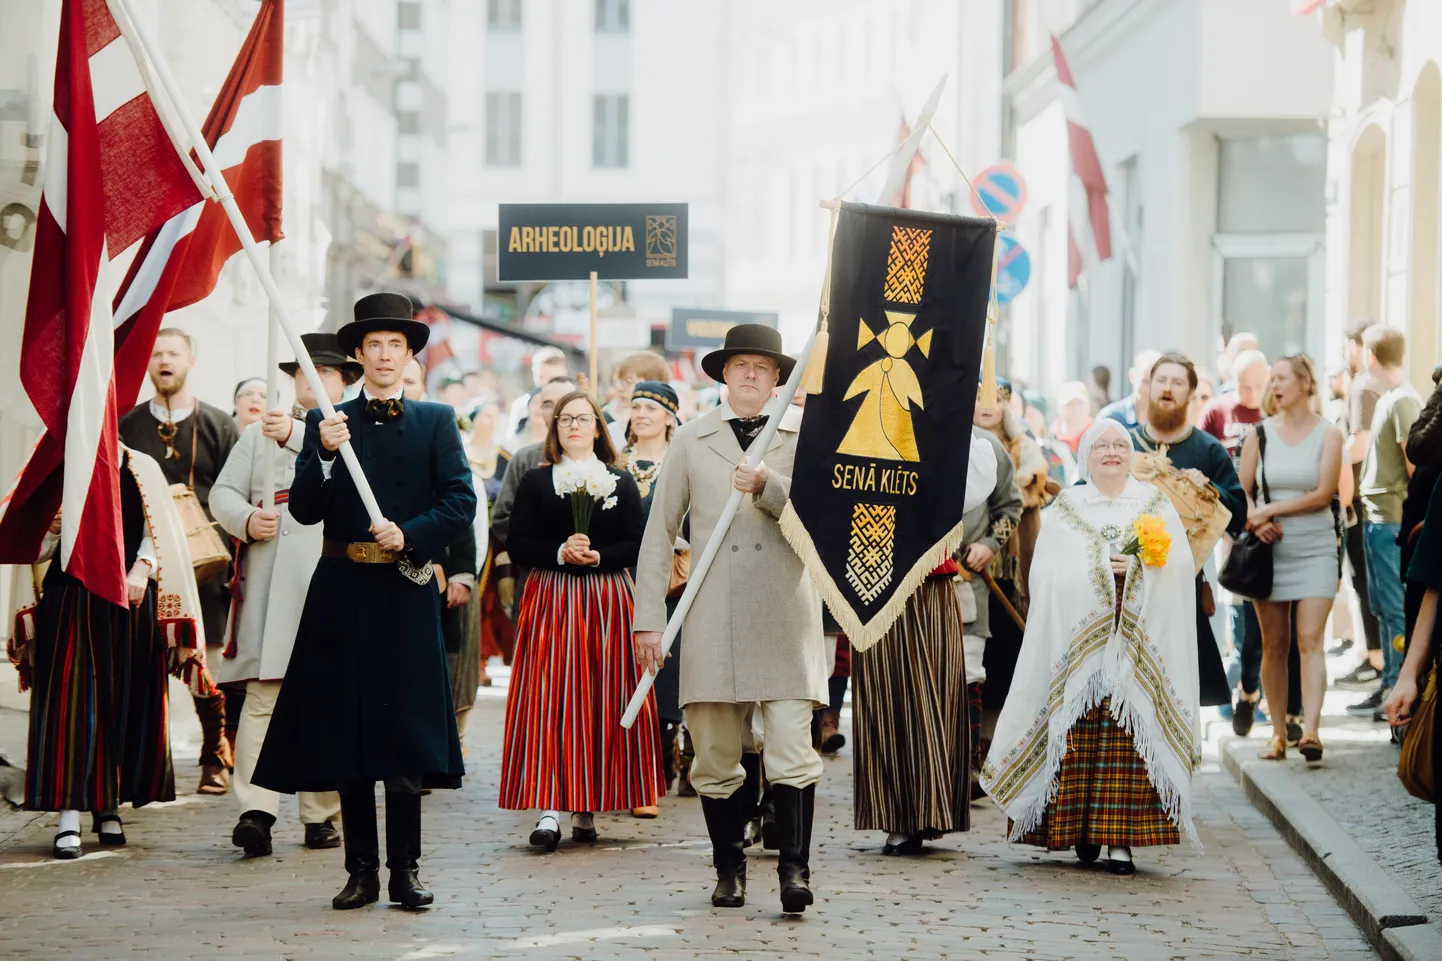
top-left (1219, 423), bottom-right (1274, 600)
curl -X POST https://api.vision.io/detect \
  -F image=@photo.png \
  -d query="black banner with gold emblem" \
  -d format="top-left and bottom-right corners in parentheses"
top-left (779, 202), bottom-right (996, 649)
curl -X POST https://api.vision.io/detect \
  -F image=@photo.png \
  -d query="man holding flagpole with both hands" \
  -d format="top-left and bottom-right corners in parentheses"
top-left (633, 324), bottom-right (828, 915)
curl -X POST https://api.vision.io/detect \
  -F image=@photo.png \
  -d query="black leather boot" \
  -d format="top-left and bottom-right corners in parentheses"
top-left (333, 791), bottom-right (380, 910)
top-left (231, 809), bottom-right (275, 857)
top-left (699, 788), bottom-right (747, 908)
top-left (385, 792), bottom-right (434, 909)
top-left (773, 783), bottom-right (816, 914)
top-left (740, 753), bottom-right (763, 847)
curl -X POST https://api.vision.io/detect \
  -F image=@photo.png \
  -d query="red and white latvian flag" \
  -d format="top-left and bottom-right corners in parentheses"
top-left (1051, 34), bottom-right (1113, 290)
top-left (0, 0), bottom-right (284, 607)
top-left (0, 0), bottom-right (203, 606)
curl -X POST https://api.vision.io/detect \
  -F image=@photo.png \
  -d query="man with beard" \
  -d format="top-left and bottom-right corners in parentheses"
top-left (1128, 352), bottom-right (1246, 708)
top-left (118, 328), bottom-right (240, 795)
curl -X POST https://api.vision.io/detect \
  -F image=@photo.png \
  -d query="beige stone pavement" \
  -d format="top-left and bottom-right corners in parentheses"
top-left (0, 666), bottom-right (1378, 961)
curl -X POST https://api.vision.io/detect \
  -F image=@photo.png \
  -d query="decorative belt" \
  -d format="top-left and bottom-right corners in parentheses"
top-left (322, 539), bottom-right (403, 564)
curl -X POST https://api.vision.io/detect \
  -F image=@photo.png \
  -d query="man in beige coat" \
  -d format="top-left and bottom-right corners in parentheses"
top-left (210, 333), bottom-right (359, 857)
top-left (634, 325), bottom-right (827, 915)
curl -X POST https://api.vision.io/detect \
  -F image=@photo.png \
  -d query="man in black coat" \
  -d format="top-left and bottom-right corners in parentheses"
top-left (253, 293), bottom-right (477, 911)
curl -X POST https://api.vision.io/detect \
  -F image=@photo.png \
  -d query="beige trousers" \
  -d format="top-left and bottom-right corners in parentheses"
top-left (233, 680), bottom-right (341, 823)
top-left (685, 700), bottom-right (822, 798)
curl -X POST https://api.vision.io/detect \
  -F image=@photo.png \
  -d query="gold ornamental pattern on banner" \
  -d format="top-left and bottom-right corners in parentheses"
top-left (779, 202), bottom-right (996, 650)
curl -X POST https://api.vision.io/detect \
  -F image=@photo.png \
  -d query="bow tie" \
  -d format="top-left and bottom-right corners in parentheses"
top-left (366, 397), bottom-right (404, 423)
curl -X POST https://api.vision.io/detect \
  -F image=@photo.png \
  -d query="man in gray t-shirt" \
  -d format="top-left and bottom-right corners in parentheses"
top-left (1355, 326), bottom-right (1421, 712)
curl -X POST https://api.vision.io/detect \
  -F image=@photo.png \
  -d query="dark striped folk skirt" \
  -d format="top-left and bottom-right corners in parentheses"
top-left (1015, 697), bottom-right (1180, 849)
top-left (852, 577), bottom-right (970, 836)
top-left (499, 569), bottom-right (664, 812)
top-left (25, 577), bottom-right (175, 812)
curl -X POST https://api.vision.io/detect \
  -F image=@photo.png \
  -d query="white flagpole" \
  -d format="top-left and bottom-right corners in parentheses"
top-left (620, 76), bottom-right (950, 729)
top-left (261, 241), bottom-right (280, 512)
top-left (108, 0), bottom-right (385, 525)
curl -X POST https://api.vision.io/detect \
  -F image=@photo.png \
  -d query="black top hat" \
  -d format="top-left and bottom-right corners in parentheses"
top-left (700, 324), bottom-right (795, 383)
top-left (336, 292), bottom-right (430, 358)
top-left (280, 332), bottom-right (365, 380)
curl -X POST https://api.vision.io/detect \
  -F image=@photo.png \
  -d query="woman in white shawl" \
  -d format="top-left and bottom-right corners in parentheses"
top-left (980, 419), bottom-right (1200, 876)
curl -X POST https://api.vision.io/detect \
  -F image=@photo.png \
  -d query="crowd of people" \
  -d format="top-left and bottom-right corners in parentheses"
top-left (7, 293), bottom-right (1442, 915)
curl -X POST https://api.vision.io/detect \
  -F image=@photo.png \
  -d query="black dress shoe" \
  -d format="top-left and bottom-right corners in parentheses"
top-left (530, 824), bottom-right (561, 852)
top-left (332, 871), bottom-right (380, 909)
top-left (53, 830), bottom-right (81, 860)
top-left (305, 820), bottom-right (342, 850)
top-left (571, 824), bottom-right (598, 844)
top-left (231, 811), bottom-right (275, 857)
top-left (1075, 844), bottom-right (1101, 864)
top-left (1107, 858), bottom-right (1136, 876)
top-left (92, 813), bottom-right (126, 847)
top-left (882, 835), bottom-right (924, 856)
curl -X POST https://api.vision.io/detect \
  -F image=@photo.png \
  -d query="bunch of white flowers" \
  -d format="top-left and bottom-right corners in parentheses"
top-left (554, 458), bottom-right (619, 532)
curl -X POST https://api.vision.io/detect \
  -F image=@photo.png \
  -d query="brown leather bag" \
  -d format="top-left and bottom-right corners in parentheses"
top-left (1399, 668), bottom-right (1437, 803)
top-left (666, 548), bottom-right (690, 600)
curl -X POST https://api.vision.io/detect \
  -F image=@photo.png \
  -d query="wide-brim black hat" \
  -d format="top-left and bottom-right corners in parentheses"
top-left (700, 323), bottom-right (795, 383)
top-left (336, 292), bottom-right (430, 358)
top-left (279, 331), bottom-right (365, 378)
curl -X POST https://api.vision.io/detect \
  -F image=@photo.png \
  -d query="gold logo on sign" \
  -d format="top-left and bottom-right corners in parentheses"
top-left (836, 225), bottom-right (935, 463)
top-left (645, 215), bottom-right (678, 267)
top-left (845, 503), bottom-right (896, 604)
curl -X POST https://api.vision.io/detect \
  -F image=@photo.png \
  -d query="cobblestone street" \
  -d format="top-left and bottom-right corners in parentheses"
top-left (0, 677), bottom-right (1379, 961)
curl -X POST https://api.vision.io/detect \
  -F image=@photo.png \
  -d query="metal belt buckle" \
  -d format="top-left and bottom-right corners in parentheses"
top-left (347, 542), bottom-right (385, 563)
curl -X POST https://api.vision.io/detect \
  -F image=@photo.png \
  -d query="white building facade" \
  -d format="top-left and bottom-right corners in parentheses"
top-left (1313, 0), bottom-right (1442, 390)
top-left (1003, 0), bottom-right (1334, 395)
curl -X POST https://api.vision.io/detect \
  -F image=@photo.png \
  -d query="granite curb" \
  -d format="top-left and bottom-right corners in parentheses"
top-left (1220, 736), bottom-right (1442, 961)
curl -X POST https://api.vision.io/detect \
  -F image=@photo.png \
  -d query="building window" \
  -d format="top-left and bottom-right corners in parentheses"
top-left (397, 162), bottom-right (420, 188)
top-left (593, 94), bottom-right (629, 168)
top-left (485, 92), bottom-right (522, 166)
top-left (487, 0), bottom-right (521, 30)
top-left (595, 0), bottom-right (629, 33)
top-left (1217, 134), bottom-right (1326, 234)
top-left (398, 1), bottom-right (421, 30)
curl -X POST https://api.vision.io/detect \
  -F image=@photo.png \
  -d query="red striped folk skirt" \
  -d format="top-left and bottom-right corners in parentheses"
top-left (1015, 697), bottom-right (1180, 849)
top-left (499, 569), bottom-right (664, 812)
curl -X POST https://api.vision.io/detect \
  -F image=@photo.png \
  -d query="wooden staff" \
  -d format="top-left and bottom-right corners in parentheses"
top-left (979, 568), bottom-right (1026, 631)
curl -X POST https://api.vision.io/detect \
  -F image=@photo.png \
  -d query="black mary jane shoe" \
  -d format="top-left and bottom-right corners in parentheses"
top-left (529, 822), bottom-right (561, 853)
top-left (1074, 844), bottom-right (1101, 864)
top-left (882, 835), bottom-right (924, 856)
top-left (231, 811), bottom-right (274, 857)
top-left (53, 830), bottom-right (82, 860)
top-left (92, 813), bottom-right (126, 847)
top-left (1107, 858), bottom-right (1136, 876)
top-left (305, 820), bottom-right (342, 850)
top-left (332, 871), bottom-right (380, 910)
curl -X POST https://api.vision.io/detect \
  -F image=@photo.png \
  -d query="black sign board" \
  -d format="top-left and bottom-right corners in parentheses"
top-left (498, 203), bottom-right (689, 281)
top-left (667, 307), bottom-right (780, 352)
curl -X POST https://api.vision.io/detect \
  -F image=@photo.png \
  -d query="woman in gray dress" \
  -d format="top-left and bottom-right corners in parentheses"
top-left (1238, 354), bottom-right (1343, 763)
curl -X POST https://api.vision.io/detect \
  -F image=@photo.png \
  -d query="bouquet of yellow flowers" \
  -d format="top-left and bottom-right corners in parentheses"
top-left (1121, 514), bottom-right (1171, 568)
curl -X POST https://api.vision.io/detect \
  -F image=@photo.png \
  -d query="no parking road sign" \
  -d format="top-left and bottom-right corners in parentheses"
top-left (970, 163), bottom-right (1028, 225)
top-left (994, 235), bottom-right (1031, 305)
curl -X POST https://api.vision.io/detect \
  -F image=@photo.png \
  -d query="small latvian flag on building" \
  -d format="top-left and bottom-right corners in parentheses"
top-left (780, 202), bottom-right (996, 650)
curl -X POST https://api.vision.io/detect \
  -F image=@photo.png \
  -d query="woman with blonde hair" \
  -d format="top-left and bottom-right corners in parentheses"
top-left (1239, 353), bottom-right (1344, 762)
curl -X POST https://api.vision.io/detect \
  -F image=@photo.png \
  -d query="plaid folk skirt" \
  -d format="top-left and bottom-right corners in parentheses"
top-left (1014, 697), bottom-right (1180, 849)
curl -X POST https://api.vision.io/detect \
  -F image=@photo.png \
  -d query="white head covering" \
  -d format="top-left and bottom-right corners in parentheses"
top-left (1076, 418), bottom-right (1135, 482)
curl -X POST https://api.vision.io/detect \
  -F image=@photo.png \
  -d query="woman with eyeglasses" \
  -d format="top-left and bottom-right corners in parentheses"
top-left (498, 390), bottom-right (664, 851)
top-left (233, 378), bottom-right (268, 434)
top-left (982, 419), bottom-right (1200, 877)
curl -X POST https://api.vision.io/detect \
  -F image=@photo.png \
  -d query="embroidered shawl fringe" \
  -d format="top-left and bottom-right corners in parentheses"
top-left (777, 502), bottom-right (970, 652)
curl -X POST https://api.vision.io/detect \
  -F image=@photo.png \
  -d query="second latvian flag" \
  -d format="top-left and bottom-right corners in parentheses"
top-left (779, 203), bottom-right (995, 650)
